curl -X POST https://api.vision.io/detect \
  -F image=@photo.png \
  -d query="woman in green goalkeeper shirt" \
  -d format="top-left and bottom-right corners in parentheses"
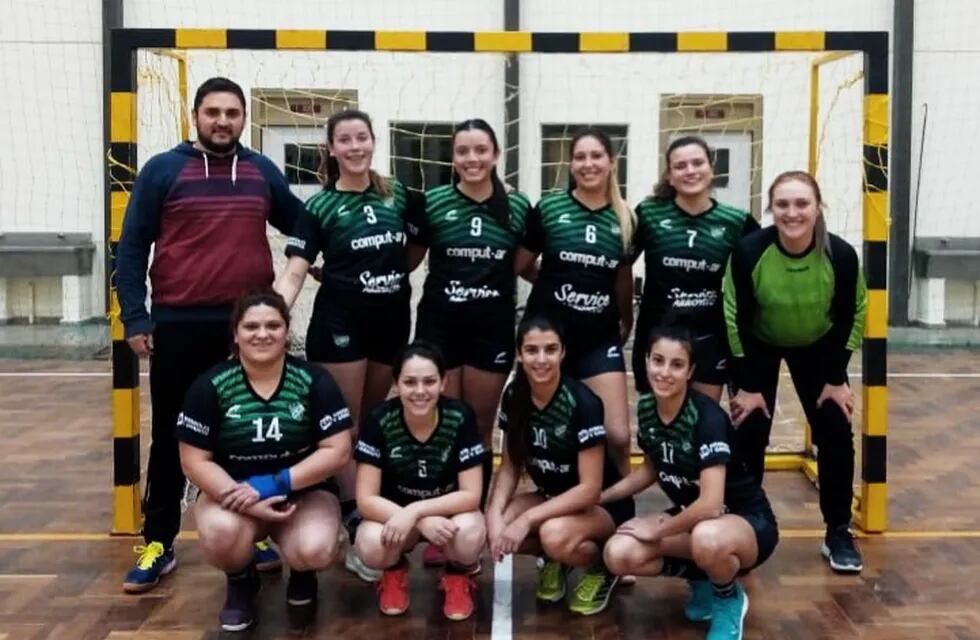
top-left (602, 322), bottom-right (778, 640)
top-left (486, 315), bottom-right (634, 617)
top-left (275, 109), bottom-right (421, 580)
top-left (632, 136), bottom-right (759, 400)
top-left (354, 342), bottom-right (488, 621)
top-left (517, 127), bottom-right (635, 473)
top-left (723, 171), bottom-right (867, 574)
top-left (177, 290), bottom-right (353, 632)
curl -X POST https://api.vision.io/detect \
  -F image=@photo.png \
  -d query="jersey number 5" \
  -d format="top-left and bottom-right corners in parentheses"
top-left (418, 459), bottom-right (428, 478)
top-left (252, 417), bottom-right (283, 443)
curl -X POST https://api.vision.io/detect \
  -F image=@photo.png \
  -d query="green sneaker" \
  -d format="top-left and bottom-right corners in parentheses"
top-left (535, 558), bottom-right (568, 602)
top-left (568, 565), bottom-right (619, 616)
top-left (684, 579), bottom-right (714, 622)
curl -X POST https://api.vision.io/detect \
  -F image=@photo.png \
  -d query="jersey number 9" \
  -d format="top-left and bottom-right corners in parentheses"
top-left (470, 217), bottom-right (483, 237)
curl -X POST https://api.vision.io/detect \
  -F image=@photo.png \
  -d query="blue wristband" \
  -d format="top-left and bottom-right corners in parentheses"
top-left (246, 469), bottom-right (292, 500)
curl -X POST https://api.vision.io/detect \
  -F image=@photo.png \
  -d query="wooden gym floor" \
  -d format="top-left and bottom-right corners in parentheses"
top-left (0, 349), bottom-right (978, 639)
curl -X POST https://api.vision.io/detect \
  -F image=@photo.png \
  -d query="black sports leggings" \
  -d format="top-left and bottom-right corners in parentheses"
top-left (735, 343), bottom-right (855, 529)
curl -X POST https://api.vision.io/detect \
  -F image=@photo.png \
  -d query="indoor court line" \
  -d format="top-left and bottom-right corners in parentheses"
top-left (491, 554), bottom-right (513, 640)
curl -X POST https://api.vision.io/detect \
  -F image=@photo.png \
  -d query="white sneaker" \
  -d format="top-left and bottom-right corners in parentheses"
top-left (344, 546), bottom-right (381, 583)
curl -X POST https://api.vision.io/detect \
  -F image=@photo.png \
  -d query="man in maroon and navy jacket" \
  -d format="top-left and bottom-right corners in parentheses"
top-left (116, 77), bottom-right (304, 593)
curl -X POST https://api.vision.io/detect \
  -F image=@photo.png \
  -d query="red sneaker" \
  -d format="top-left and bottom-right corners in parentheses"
top-left (422, 543), bottom-right (447, 567)
top-left (376, 566), bottom-right (410, 616)
top-left (440, 573), bottom-right (477, 621)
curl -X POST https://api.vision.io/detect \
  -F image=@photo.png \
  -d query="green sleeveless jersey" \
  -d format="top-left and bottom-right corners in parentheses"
top-left (355, 396), bottom-right (487, 506)
top-left (633, 197), bottom-right (758, 332)
top-left (409, 184), bottom-right (531, 308)
top-left (286, 180), bottom-right (418, 303)
top-left (177, 355), bottom-right (352, 480)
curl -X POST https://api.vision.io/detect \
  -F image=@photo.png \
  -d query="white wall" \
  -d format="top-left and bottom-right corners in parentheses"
top-left (5, 0), bottom-right (979, 327)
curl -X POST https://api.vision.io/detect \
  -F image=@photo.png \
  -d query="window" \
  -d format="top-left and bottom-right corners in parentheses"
top-left (390, 122), bottom-right (455, 192)
top-left (283, 143), bottom-right (322, 185)
top-left (541, 124), bottom-right (628, 198)
top-left (711, 148), bottom-right (730, 189)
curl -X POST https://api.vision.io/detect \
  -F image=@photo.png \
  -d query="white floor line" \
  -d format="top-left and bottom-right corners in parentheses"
top-left (490, 555), bottom-right (513, 640)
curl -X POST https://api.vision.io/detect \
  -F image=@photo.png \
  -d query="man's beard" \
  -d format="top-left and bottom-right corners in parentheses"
top-left (197, 130), bottom-right (239, 155)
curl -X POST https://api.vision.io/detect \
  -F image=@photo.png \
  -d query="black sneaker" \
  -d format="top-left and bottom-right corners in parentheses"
top-left (286, 570), bottom-right (318, 607)
top-left (821, 524), bottom-right (863, 573)
top-left (219, 566), bottom-right (260, 632)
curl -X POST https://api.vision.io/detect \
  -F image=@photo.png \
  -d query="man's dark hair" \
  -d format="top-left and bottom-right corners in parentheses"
top-left (193, 77), bottom-right (246, 112)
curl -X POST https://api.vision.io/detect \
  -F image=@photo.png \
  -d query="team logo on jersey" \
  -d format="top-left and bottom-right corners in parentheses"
top-left (555, 424), bottom-right (567, 437)
top-left (390, 446), bottom-right (403, 459)
top-left (333, 333), bottom-right (351, 347)
top-left (493, 351), bottom-right (509, 364)
top-left (659, 218), bottom-right (673, 229)
top-left (445, 209), bottom-right (459, 221)
top-left (337, 204), bottom-right (350, 217)
top-left (383, 196), bottom-right (395, 207)
top-left (557, 213), bottom-right (572, 224)
top-left (289, 402), bottom-right (305, 421)
top-left (607, 346), bottom-right (621, 359)
top-left (710, 226), bottom-right (726, 238)
top-left (681, 440), bottom-right (692, 453)
top-left (225, 405), bottom-right (242, 419)
top-left (716, 358), bottom-right (728, 371)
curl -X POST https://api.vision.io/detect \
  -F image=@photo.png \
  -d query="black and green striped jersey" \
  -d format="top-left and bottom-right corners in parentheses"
top-left (633, 198), bottom-right (758, 332)
top-left (176, 355), bottom-right (352, 480)
top-left (498, 377), bottom-right (622, 497)
top-left (722, 227), bottom-right (867, 390)
top-left (354, 396), bottom-right (487, 506)
top-left (524, 190), bottom-right (629, 331)
top-left (408, 184), bottom-right (532, 308)
top-left (285, 180), bottom-right (420, 303)
top-left (636, 390), bottom-right (768, 514)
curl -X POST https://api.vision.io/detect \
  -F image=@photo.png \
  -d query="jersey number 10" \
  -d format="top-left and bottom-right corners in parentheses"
top-left (252, 417), bottom-right (283, 443)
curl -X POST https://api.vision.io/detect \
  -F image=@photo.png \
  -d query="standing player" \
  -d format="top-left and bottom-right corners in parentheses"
top-left (632, 136), bottom-right (759, 400)
top-left (275, 109), bottom-right (420, 581)
top-left (177, 290), bottom-right (353, 632)
top-left (116, 77), bottom-right (304, 592)
top-left (602, 323), bottom-right (778, 640)
top-left (486, 315), bottom-right (634, 616)
top-left (723, 171), bottom-right (867, 573)
top-left (353, 342), bottom-right (488, 621)
top-left (517, 127), bottom-right (634, 471)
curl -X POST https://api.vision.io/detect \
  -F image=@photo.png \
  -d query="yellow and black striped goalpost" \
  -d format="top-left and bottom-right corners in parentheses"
top-left (106, 28), bottom-right (889, 534)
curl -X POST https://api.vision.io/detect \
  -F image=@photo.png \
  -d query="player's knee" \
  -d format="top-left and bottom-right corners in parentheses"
top-left (691, 520), bottom-right (729, 567)
top-left (451, 512), bottom-right (487, 552)
top-left (539, 518), bottom-right (576, 561)
top-left (353, 521), bottom-right (387, 568)
top-left (292, 536), bottom-right (340, 570)
top-left (603, 533), bottom-right (642, 575)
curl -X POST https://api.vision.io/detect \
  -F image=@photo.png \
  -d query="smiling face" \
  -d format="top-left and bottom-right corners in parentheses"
top-left (328, 117), bottom-right (375, 179)
top-left (395, 355), bottom-right (445, 419)
top-left (570, 135), bottom-right (612, 193)
top-left (518, 329), bottom-right (565, 386)
top-left (453, 128), bottom-right (498, 187)
top-left (646, 337), bottom-right (694, 401)
top-left (234, 303), bottom-right (288, 366)
top-left (770, 178), bottom-right (819, 249)
top-left (192, 91), bottom-right (245, 154)
top-left (667, 142), bottom-right (714, 199)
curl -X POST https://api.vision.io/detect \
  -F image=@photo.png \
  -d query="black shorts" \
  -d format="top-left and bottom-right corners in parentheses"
top-left (633, 313), bottom-right (730, 391)
top-left (306, 294), bottom-right (410, 365)
top-left (738, 508), bottom-right (779, 570)
top-left (600, 496), bottom-right (636, 527)
top-left (415, 301), bottom-right (515, 373)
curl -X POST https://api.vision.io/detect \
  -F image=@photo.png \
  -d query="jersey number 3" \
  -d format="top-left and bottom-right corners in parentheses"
top-left (252, 417), bottom-right (283, 443)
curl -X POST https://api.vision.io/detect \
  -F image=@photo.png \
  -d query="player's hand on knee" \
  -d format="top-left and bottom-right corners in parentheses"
top-left (382, 508), bottom-right (418, 547)
top-left (245, 496), bottom-right (295, 522)
top-left (418, 516), bottom-right (457, 547)
top-left (817, 383), bottom-right (854, 422)
top-left (497, 515), bottom-right (531, 557)
top-left (221, 483), bottom-right (261, 513)
top-left (731, 390), bottom-right (770, 427)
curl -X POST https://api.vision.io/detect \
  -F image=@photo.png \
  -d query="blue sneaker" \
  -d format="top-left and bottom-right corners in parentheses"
top-left (122, 542), bottom-right (176, 593)
top-left (220, 565), bottom-right (261, 632)
top-left (707, 583), bottom-right (749, 640)
top-left (684, 579), bottom-right (713, 622)
top-left (253, 539), bottom-right (282, 573)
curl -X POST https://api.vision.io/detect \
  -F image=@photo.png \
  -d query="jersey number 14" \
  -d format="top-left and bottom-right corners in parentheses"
top-left (251, 417), bottom-right (283, 443)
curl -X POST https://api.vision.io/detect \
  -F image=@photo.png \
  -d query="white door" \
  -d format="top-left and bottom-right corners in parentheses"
top-left (686, 132), bottom-right (753, 212)
top-left (262, 126), bottom-right (326, 202)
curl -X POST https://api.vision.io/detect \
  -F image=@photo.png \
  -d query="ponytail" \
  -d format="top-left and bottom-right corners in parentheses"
top-left (505, 367), bottom-right (532, 473)
top-left (569, 127), bottom-right (634, 253)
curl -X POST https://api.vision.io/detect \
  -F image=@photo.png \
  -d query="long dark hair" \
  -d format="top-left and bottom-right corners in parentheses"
top-left (229, 288), bottom-right (291, 357)
top-left (506, 314), bottom-right (566, 473)
top-left (567, 127), bottom-right (634, 252)
top-left (452, 118), bottom-right (510, 227)
top-left (653, 135), bottom-right (714, 201)
top-left (319, 109), bottom-right (391, 199)
top-left (392, 340), bottom-right (447, 381)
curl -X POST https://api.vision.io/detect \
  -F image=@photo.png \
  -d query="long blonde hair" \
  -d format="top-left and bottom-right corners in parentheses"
top-left (570, 127), bottom-right (635, 253)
